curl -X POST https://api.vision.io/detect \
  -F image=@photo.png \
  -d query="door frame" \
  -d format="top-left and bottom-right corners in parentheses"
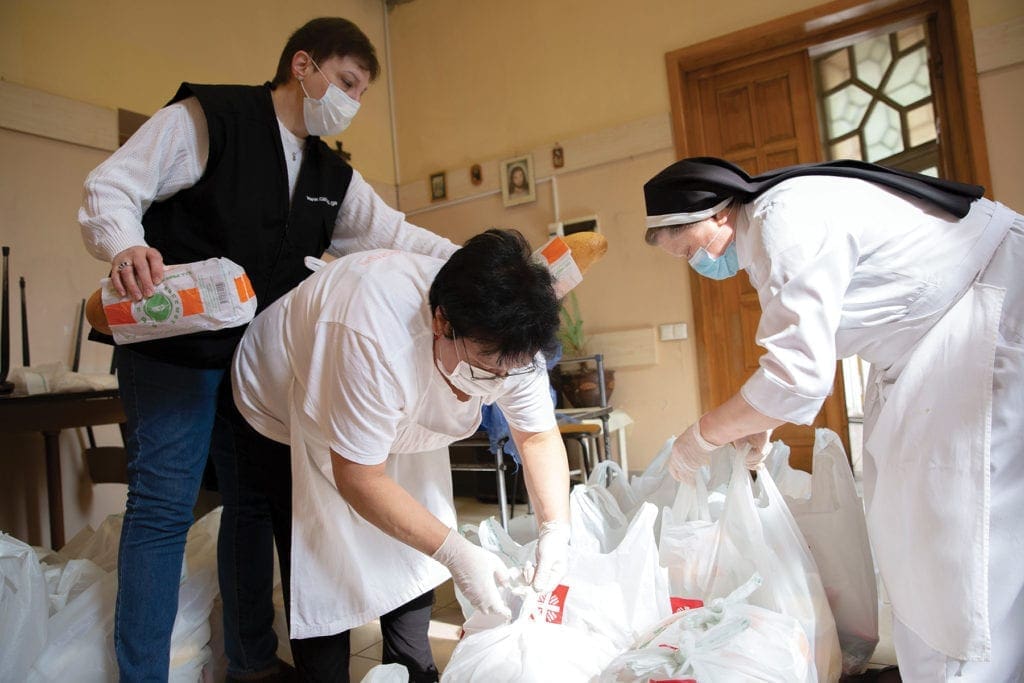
top-left (664, 0), bottom-right (991, 426)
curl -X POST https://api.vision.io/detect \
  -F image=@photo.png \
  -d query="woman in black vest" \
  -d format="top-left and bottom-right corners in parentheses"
top-left (79, 18), bottom-right (457, 683)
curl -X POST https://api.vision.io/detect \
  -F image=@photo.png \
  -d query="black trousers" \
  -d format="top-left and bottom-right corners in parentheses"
top-left (228, 406), bottom-right (440, 682)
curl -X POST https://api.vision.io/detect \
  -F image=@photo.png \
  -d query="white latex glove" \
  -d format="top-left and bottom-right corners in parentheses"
top-left (670, 418), bottom-right (719, 484)
top-left (733, 430), bottom-right (773, 469)
top-left (529, 520), bottom-right (570, 592)
top-left (432, 529), bottom-right (512, 618)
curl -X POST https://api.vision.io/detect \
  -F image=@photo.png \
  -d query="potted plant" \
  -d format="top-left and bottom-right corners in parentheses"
top-left (552, 291), bottom-right (614, 408)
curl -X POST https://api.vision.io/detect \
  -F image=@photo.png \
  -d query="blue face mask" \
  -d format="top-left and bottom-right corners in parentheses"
top-left (689, 240), bottom-right (739, 280)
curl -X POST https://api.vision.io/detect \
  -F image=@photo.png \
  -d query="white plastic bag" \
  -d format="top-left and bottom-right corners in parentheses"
top-left (561, 503), bottom-right (672, 648)
top-left (713, 448), bottom-right (842, 682)
top-left (629, 436), bottom-right (679, 512)
top-left (22, 508), bottom-right (225, 682)
top-left (766, 440), bottom-right (812, 501)
top-left (787, 429), bottom-right (879, 674)
top-left (442, 588), bottom-right (618, 682)
top-left (659, 471), bottom-right (718, 613)
top-left (455, 504), bottom-right (670, 650)
top-left (100, 257), bottom-right (256, 344)
top-left (40, 558), bottom-right (106, 615)
top-left (569, 482), bottom-right (629, 553)
top-left (0, 533), bottom-right (49, 681)
top-left (360, 663), bottom-right (410, 682)
top-left (586, 460), bottom-right (640, 518)
top-left (26, 572), bottom-right (118, 682)
top-left (600, 574), bottom-right (811, 683)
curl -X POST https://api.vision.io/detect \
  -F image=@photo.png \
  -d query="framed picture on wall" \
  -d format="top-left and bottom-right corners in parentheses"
top-left (430, 171), bottom-right (447, 201)
top-left (499, 154), bottom-right (536, 207)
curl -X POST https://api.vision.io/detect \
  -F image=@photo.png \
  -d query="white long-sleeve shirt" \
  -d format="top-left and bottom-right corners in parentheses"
top-left (78, 95), bottom-right (457, 263)
top-left (734, 176), bottom-right (1004, 424)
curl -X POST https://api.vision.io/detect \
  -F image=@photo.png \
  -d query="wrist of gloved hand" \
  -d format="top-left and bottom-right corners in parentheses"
top-left (669, 417), bottom-right (721, 484)
top-left (432, 528), bottom-right (511, 618)
top-left (732, 430), bottom-right (772, 470)
top-left (530, 520), bottom-right (570, 593)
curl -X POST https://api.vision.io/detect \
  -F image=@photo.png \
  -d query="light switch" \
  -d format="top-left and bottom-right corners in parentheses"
top-left (659, 322), bottom-right (688, 341)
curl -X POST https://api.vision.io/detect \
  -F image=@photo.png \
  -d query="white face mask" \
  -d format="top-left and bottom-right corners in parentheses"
top-left (435, 354), bottom-right (505, 398)
top-left (300, 58), bottom-right (360, 136)
top-left (434, 335), bottom-right (510, 398)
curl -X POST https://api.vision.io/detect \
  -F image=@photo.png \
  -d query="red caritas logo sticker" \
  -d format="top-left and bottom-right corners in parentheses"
top-left (530, 584), bottom-right (570, 624)
top-left (670, 596), bottom-right (704, 613)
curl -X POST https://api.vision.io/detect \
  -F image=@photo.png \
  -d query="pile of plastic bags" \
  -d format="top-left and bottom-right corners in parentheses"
top-left (444, 428), bottom-right (879, 682)
top-left (0, 509), bottom-right (222, 682)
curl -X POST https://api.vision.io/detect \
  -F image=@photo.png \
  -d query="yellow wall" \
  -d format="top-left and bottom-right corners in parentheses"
top-left (387, 0), bottom-right (831, 182)
top-left (0, 0), bottom-right (398, 184)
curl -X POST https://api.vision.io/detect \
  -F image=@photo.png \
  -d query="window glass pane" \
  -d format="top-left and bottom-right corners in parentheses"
top-left (817, 49), bottom-right (852, 91)
top-left (830, 136), bottom-right (862, 160)
top-left (824, 84), bottom-right (872, 138)
top-left (907, 102), bottom-right (937, 146)
top-left (864, 103), bottom-right (904, 161)
top-left (896, 24), bottom-right (926, 51)
top-left (886, 46), bottom-right (931, 106)
top-left (853, 36), bottom-right (892, 89)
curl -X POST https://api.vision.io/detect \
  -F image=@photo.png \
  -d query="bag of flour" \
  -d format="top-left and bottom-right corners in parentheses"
top-left (98, 257), bottom-right (256, 344)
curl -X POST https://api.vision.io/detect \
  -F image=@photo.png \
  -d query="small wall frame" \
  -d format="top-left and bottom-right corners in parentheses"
top-left (499, 155), bottom-right (536, 207)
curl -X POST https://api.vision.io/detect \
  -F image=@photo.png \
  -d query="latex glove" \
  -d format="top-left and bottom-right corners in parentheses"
top-left (670, 419), bottom-right (720, 484)
top-left (733, 430), bottom-right (773, 469)
top-left (432, 529), bottom-right (512, 618)
top-left (530, 520), bottom-right (570, 592)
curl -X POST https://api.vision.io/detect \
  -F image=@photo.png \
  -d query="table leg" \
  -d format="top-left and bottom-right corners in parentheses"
top-left (42, 430), bottom-right (65, 549)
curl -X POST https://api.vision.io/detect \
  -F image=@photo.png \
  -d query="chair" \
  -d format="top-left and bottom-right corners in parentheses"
top-left (552, 353), bottom-right (612, 482)
top-left (448, 432), bottom-right (515, 529)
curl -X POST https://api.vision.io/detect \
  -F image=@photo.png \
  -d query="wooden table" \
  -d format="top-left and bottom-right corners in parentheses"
top-left (0, 389), bottom-right (125, 548)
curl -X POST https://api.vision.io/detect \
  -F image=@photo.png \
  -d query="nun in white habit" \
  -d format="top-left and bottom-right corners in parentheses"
top-left (643, 157), bottom-right (1023, 682)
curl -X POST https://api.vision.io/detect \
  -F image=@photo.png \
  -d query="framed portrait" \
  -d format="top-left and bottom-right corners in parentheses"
top-left (430, 171), bottom-right (447, 201)
top-left (499, 155), bottom-right (536, 207)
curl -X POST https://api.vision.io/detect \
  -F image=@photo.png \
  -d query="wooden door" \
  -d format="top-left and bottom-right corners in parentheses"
top-left (683, 52), bottom-right (849, 472)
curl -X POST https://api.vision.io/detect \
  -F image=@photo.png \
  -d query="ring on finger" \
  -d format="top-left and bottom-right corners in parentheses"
top-left (116, 260), bottom-right (133, 272)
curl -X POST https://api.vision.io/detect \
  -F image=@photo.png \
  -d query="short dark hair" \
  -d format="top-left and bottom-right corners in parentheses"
top-left (271, 17), bottom-right (381, 87)
top-left (429, 229), bottom-right (560, 365)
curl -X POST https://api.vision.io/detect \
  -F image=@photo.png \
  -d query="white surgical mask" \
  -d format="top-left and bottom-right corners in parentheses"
top-left (300, 58), bottom-right (360, 136)
top-left (688, 223), bottom-right (739, 280)
top-left (434, 354), bottom-right (505, 398)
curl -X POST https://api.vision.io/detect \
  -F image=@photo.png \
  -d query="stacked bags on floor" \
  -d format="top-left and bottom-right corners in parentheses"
top-left (0, 509), bottom-right (223, 682)
top-left (444, 428), bottom-right (878, 682)
top-left (766, 430), bottom-right (880, 673)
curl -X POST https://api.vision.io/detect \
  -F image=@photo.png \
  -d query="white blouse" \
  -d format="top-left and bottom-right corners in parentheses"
top-left (78, 95), bottom-right (456, 263)
top-left (734, 176), bottom-right (1003, 424)
top-left (232, 250), bottom-right (556, 463)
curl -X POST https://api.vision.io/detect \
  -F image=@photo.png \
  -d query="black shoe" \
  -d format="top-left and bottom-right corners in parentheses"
top-left (840, 665), bottom-right (901, 683)
top-left (225, 658), bottom-right (297, 683)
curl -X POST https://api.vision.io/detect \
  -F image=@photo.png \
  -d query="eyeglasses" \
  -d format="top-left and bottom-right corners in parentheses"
top-left (454, 335), bottom-right (540, 380)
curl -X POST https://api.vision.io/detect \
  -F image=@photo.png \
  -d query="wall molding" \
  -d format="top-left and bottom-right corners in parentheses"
top-left (0, 80), bottom-right (118, 151)
top-left (973, 15), bottom-right (1024, 73)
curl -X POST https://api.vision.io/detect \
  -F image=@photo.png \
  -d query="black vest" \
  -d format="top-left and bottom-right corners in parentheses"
top-left (126, 83), bottom-right (353, 368)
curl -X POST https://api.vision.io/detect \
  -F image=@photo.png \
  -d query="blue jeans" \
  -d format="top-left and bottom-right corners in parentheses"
top-left (115, 349), bottom-right (278, 681)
